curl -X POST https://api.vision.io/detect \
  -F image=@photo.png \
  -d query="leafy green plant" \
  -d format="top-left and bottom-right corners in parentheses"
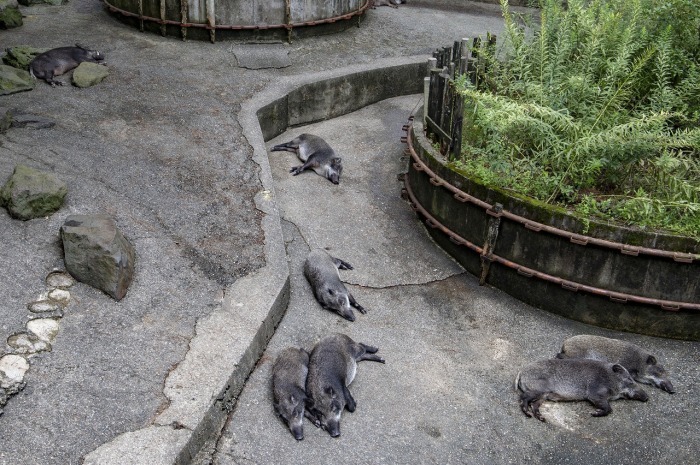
top-left (454, 0), bottom-right (700, 238)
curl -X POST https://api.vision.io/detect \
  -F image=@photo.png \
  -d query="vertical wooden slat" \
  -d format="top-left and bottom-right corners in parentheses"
top-left (138, 0), bottom-right (144, 31)
top-left (423, 76), bottom-right (430, 127)
top-left (180, 0), bottom-right (188, 40)
top-left (159, 0), bottom-right (166, 36)
top-left (206, 0), bottom-right (215, 42)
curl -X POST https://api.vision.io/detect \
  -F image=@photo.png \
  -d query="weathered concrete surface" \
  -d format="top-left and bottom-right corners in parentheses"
top-left (212, 95), bottom-right (700, 465)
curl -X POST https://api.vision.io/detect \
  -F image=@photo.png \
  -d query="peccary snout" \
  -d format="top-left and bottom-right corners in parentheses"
top-left (327, 419), bottom-right (341, 438)
top-left (290, 418), bottom-right (304, 441)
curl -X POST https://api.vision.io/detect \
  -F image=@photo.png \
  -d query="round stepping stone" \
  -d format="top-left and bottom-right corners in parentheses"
top-left (47, 288), bottom-right (70, 306)
top-left (28, 300), bottom-right (62, 313)
top-left (7, 332), bottom-right (51, 354)
top-left (0, 354), bottom-right (29, 391)
top-left (46, 271), bottom-right (74, 289)
top-left (26, 318), bottom-right (59, 343)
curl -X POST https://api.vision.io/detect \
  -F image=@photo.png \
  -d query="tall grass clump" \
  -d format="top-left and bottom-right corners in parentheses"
top-left (455, 0), bottom-right (700, 238)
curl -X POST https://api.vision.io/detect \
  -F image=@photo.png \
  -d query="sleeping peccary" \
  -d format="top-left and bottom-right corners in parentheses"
top-left (272, 347), bottom-right (310, 440)
top-left (515, 358), bottom-right (648, 421)
top-left (306, 333), bottom-right (385, 437)
top-left (271, 134), bottom-right (343, 184)
top-left (30, 45), bottom-right (105, 86)
top-left (557, 335), bottom-right (675, 393)
top-left (304, 249), bottom-right (366, 322)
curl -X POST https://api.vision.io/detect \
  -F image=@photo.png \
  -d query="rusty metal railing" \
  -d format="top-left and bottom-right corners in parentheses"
top-left (103, 0), bottom-right (372, 43)
top-left (401, 118), bottom-right (700, 313)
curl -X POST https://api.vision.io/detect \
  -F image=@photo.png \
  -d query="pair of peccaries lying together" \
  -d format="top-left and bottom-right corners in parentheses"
top-left (516, 335), bottom-right (675, 422)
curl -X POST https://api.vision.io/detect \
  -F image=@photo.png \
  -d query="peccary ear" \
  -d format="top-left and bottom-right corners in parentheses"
top-left (612, 364), bottom-right (626, 374)
top-left (647, 355), bottom-right (657, 365)
top-left (332, 157), bottom-right (342, 164)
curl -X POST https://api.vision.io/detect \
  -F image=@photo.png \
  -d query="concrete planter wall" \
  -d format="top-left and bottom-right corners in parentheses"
top-left (104, 0), bottom-right (371, 42)
top-left (405, 109), bottom-right (700, 340)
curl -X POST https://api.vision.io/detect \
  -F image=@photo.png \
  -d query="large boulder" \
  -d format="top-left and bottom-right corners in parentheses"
top-left (61, 214), bottom-right (136, 301)
top-left (2, 46), bottom-right (47, 70)
top-left (72, 62), bottom-right (109, 88)
top-left (0, 0), bottom-right (22, 29)
top-left (1, 164), bottom-right (67, 220)
top-left (0, 64), bottom-right (34, 95)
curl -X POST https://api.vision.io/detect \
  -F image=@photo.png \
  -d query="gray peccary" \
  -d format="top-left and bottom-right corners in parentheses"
top-left (370, 0), bottom-right (406, 7)
top-left (271, 134), bottom-right (343, 184)
top-left (30, 45), bottom-right (105, 87)
top-left (515, 358), bottom-right (648, 422)
top-left (272, 347), bottom-right (310, 440)
top-left (306, 333), bottom-right (385, 437)
top-left (303, 249), bottom-right (366, 322)
top-left (557, 335), bottom-right (675, 393)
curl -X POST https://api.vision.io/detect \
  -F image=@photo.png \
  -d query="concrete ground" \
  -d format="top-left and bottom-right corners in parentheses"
top-left (0, 1), bottom-right (698, 464)
top-left (208, 95), bottom-right (700, 465)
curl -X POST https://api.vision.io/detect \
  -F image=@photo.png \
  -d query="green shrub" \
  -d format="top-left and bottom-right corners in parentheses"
top-left (455, 0), bottom-right (700, 238)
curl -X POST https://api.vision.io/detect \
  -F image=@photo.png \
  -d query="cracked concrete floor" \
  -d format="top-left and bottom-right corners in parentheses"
top-left (209, 95), bottom-right (700, 465)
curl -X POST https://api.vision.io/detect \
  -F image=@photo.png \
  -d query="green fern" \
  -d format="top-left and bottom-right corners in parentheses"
top-left (456, 0), bottom-right (700, 237)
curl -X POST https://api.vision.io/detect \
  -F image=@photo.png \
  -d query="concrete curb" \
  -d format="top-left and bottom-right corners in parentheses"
top-left (82, 55), bottom-right (428, 464)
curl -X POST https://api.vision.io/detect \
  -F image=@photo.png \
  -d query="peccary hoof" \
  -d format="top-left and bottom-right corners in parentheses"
top-left (60, 214), bottom-right (136, 301)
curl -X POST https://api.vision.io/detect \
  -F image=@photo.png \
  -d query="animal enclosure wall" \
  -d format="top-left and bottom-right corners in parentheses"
top-left (103, 0), bottom-right (371, 42)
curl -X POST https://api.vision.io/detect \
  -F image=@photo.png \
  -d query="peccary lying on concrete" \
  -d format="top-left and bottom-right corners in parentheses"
top-left (306, 333), bottom-right (385, 437)
top-left (30, 45), bottom-right (105, 86)
top-left (515, 358), bottom-right (648, 421)
top-left (304, 249), bottom-right (366, 322)
top-left (271, 134), bottom-right (343, 184)
top-left (557, 335), bottom-right (675, 393)
top-left (272, 347), bottom-right (310, 440)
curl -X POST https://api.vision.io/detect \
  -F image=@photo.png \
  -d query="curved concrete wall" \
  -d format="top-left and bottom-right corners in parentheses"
top-left (256, 60), bottom-right (427, 141)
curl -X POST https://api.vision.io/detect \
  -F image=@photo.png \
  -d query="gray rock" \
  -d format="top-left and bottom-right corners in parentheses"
top-left (0, 64), bottom-right (34, 95)
top-left (0, 0), bottom-right (22, 29)
top-left (71, 62), bottom-right (109, 88)
top-left (18, 0), bottom-right (65, 6)
top-left (11, 113), bottom-right (56, 129)
top-left (0, 164), bottom-right (67, 220)
top-left (0, 0), bottom-right (19, 10)
top-left (2, 46), bottom-right (47, 70)
top-left (60, 214), bottom-right (136, 301)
